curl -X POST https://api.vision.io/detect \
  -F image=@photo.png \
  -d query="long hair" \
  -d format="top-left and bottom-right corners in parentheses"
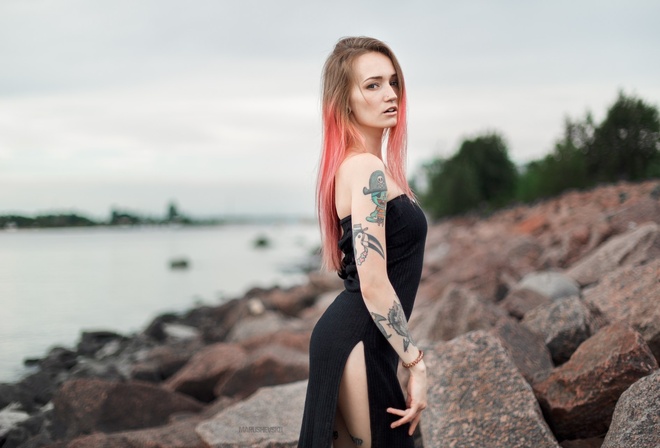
top-left (317, 36), bottom-right (413, 271)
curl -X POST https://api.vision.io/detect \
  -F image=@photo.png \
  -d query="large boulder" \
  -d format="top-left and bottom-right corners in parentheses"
top-left (164, 343), bottom-right (247, 402)
top-left (225, 311), bottom-right (305, 343)
top-left (411, 285), bottom-right (511, 346)
top-left (239, 330), bottom-right (311, 354)
top-left (532, 323), bottom-right (658, 440)
top-left (214, 345), bottom-right (309, 400)
top-left (64, 416), bottom-right (206, 448)
top-left (583, 259), bottom-right (660, 361)
top-left (51, 379), bottom-right (203, 439)
top-left (601, 370), bottom-right (660, 448)
top-left (566, 223), bottom-right (660, 286)
top-left (517, 271), bottom-right (580, 300)
top-left (421, 331), bottom-right (560, 448)
top-left (498, 287), bottom-right (551, 320)
top-left (489, 319), bottom-right (554, 384)
top-left (131, 340), bottom-right (202, 383)
top-left (522, 296), bottom-right (592, 364)
top-left (196, 380), bottom-right (307, 448)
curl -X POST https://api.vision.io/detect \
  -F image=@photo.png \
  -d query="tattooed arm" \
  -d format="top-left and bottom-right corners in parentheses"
top-left (335, 153), bottom-right (424, 367)
top-left (336, 153), bottom-right (427, 434)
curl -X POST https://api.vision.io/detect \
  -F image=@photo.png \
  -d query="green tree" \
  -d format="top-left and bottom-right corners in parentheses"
top-left (421, 132), bottom-right (517, 219)
top-left (586, 91), bottom-right (660, 181)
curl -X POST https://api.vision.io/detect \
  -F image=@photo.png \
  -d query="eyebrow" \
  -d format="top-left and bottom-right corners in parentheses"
top-left (362, 74), bottom-right (398, 83)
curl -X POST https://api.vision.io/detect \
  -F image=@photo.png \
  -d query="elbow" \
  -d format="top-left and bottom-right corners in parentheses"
top-left (359, 273), bottom-right (392, 298)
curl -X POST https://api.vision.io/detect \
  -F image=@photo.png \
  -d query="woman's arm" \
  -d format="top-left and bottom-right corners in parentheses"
top-left (337, 153), bottom-right (427, 434)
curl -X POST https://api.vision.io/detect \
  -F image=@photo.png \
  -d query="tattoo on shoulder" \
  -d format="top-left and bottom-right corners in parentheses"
top-left (352, 223), bottom-right (384, 265)
top-left (371, 299), bottom-right (415, 352)
top-left (363, 170), bottom-right (387, 226)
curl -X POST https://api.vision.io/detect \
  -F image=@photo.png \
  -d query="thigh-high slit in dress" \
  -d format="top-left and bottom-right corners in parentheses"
top-left (298, 195), bottom-right (427, 447)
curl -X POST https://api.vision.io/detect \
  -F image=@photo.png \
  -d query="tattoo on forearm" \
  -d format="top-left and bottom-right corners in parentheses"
top-left (363, 170), bottom-right (387, 226)
top-left (371, 300), bottom-right (415, 352)
top-left (352, 223), bottom-right (384, 265)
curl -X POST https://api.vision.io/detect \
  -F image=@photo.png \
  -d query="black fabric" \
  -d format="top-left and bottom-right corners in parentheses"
top-left (299, 195), bottom-right (428, 448)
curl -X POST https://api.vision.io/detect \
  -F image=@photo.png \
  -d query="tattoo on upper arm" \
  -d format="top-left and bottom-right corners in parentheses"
top-left (352, 223), bottom-right (384, 265)
top-left (370, 300), bottom-right (415, 352)
top-left (363, 170), bottom-right (387, 226)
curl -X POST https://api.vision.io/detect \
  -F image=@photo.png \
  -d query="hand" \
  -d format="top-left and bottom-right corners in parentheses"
top-left (386, 361), bottom-right (427, 436)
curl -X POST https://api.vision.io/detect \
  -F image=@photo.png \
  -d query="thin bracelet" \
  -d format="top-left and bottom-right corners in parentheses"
top-left (402, 350), bottom-right (424, 369)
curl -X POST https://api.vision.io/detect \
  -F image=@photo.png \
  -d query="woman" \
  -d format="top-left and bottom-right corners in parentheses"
top-left (299, 37), bottom-right (428, 448)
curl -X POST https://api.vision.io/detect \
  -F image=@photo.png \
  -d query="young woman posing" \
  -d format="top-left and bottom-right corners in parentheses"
top-left (299, 36), bottom-right (428, 448)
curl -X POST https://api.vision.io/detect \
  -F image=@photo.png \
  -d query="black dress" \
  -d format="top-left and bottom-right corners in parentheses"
top-left (299, 195), bottom-right (428, 448)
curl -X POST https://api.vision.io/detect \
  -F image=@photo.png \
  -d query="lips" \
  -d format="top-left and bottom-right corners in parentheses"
top-left (384, 106), bottom-right (398, 114)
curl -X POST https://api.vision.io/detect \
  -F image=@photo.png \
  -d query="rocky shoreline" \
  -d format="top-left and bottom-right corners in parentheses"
top-left (1, 180), bottom-right (659, 448)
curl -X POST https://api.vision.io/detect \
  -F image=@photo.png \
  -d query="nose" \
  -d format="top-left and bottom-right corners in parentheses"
top-left (384, 84), bottom-right (397, 102)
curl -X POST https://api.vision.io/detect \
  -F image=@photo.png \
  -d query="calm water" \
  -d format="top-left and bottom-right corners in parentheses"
top-left (0, 223), bottom-right (319, 382)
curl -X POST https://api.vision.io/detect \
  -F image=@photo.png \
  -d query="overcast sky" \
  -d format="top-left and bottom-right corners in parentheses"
top-left (1, 0), bottom-right (658, 219)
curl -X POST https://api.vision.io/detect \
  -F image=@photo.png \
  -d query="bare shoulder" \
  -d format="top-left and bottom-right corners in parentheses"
top-left (337, 153), bottom-right (385, 185)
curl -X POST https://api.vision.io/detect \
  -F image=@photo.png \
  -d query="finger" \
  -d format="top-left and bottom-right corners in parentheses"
top-left (390, 411), bottom-right (415, 428)
top-left (408, 414), bottom-right (422, 436)
top-left (386, 407), bottom-right (406, 417)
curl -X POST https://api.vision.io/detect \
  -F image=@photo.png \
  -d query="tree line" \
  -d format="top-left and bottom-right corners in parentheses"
top-left (418, 91), bottom-right (660, 219)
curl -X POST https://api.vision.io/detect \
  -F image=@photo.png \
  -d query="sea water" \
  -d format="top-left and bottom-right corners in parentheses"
top-left (0, 222), bottom-right (319, 382)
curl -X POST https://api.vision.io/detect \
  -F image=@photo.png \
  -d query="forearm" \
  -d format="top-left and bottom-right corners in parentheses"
top-left (361, 283), bottom-right (422, 366)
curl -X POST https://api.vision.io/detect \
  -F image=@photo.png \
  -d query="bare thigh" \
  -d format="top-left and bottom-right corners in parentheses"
top-left (336, 341), bottom-right (371, 447)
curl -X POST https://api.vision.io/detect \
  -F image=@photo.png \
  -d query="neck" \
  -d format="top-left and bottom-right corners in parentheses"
top-left (357, 125), bottom-right (385, 159)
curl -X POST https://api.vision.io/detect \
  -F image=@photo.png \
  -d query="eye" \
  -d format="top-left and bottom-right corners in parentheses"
top-left (366, 83), bottom-right (379, 90)
top-left (390, 80), bottom-right (399, 88)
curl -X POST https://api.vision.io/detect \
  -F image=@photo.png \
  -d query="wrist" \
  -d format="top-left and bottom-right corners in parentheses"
top-left (409, 359), bottom-right (426, 375)
top-left (401, 348), bottom-right (424, 369)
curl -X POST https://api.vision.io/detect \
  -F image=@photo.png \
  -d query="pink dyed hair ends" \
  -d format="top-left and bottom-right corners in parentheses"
top-left (316, 37), bottom-right (413, 271)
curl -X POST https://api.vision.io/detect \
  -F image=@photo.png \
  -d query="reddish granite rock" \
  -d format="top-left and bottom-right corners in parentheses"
top-left (214, 345), bottom-right (309, 400)
top-left (239, 329), bottom-right (311, 354)
top-left (52, 379), bottom-right (203, 439)
top-left (259, 283), bottom-right (319, 317)
top-left (421, 331), bottom-right (560, 447)
top-left (608, 195), bottom-right (660, 233)
top-left (65, 416), bottom-right (206, 448)
top-left (196, 380), bottom-right (307, 448)
top-left (412, 285), bottom-right (512, 346)
top-left (601, 370), bottom-right (660, 448)
top-left (226, 311), bottom-right (305, 343)
top-left (566, 223), bottom-right (660, 286)
top-left (522, 296), bottom-right (592, 364)
top-left (583, 259), bottom-right (660, 362)
top-left (532, 323), bottom-right (658, 440)
top-left (164, 343), bottom-right (247, 402)
top-left (297, 290), bottom-right (338, 330)
top-left (499, 287), bottom-right (551, 319)
top-left (489, 319), bottom-right (554, 383)
top-left (178, 298), bottom-right (251, 343)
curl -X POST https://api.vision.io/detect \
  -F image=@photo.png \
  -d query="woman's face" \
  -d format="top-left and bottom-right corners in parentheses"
top-left (349, 52), bottom-right (399, 134)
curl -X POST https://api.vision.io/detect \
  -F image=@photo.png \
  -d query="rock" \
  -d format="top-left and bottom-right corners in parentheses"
top-left (143, 313), bottom-right (180, 342)
top-left (76, 331), bottom-right (127, 357)
top-left (1, 409), bottom-right (49, 448)
top-left (522, 296), bottom-right (592, 364)
top-left (567, 223), bottom-right (660, 286)
top-left (259, 284), bottom-right (319, 317)
top-left (489, 319), bottom-right (554, 384)
top-left (608, 196), bottom-right (660, 233)
top-left (64, 417), bottom-right (206, 448)
top-left (499, 287), bottom-right (551, 319)
top-left (214, 345), bottom-right (309, 400)
top-left (421, 331), bottom-right (560, 447)
top-left (517, 271), bottom-right (580, 300)
top-left (239, 330), bottom-right (311, 354)
top-left (583, 259), bottom-right (660, 362)
top-left (411, 285), bottom-right (511, 345)
top-left (51, 378), bottom-right (203, 439)
top-left (532, 323), bottom-right (658, 440)
top-left (0, 403), bottom-right (30, 439)
top-left (559, 437), bottom-right (605, 448)
top-left (225, 311), bottom-right (305, 343)
top-left (196, 380), bottom-right (307, 448)
top-left (601, 370), bottom-right (660, 448)
top-left (162, 323), bottom-right (200, 341)
top-left (298, 290), bottom-right (341, 330)
top-left (130, 340), bottom-right (202, 383)
top-left (164, 343), bottom-right (248, 402)
top-left (179, 299), bottom-right (251, 343)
